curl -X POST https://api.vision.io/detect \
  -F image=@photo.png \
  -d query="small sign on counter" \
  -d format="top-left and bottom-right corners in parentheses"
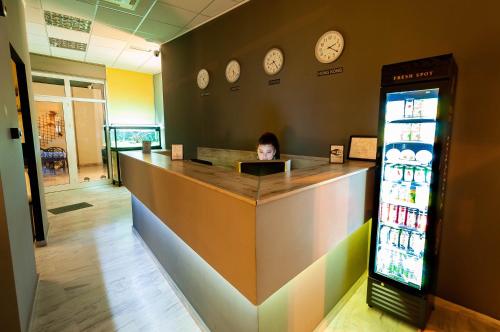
top-left (171, 144), bottom-right (183, 160)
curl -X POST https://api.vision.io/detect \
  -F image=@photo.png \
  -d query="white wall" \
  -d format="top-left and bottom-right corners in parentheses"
top-left (0, 1), bottom-right (44, 331)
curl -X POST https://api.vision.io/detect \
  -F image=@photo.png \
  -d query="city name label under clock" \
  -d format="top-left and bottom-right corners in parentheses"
top-left (317, 66), bottom-right (344, 77)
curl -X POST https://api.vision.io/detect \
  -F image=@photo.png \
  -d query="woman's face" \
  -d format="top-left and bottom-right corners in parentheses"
top-left (257, 144), bottom-right (276, 160)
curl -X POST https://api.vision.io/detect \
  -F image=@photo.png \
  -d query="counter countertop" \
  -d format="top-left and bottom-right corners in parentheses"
top-left (121, 150), bottom-right (375, 205)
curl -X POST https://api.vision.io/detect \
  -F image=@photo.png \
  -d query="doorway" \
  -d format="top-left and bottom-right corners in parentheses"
top-left (10, 46), bottom-right (46, 244)
top-left (32, 72), bottom-right (110, 192)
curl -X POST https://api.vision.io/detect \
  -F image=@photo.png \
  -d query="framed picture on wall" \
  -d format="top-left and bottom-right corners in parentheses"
top-left (348, 136), bottom-right (377, 161)
top-left (171, 144), bottom-right (183, 160)
top-left (330, 145), bottom-right (344, 164)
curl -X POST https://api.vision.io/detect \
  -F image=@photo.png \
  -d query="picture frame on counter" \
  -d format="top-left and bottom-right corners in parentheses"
top-left (171, 144), bottom-right (184, 160)
top-left (348, 135), bottom-right (377, 161)
top-left (330, 144), bottom-right (344, 164)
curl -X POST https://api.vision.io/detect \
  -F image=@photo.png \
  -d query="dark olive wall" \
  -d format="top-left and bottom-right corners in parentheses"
top-left (162, 0), bottom-right (500, 319)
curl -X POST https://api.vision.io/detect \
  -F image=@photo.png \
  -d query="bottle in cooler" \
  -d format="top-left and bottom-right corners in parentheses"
top-left (411, 123), bottom-right (422, 141)
top-left (379, 202), bottom-right (390, 223)
top-left (386, 100), bottom-right (404, 121)
top-left (404, 98), bottom-right (414, 118)
top-left (416, 212), bottom-right (428, 232)
top-left (389, 204), bottom-right (399, 224)
top-left (421, 97), bottom-right (438, 119)
top-left (394, 165), bottom-right (404, 181)
top-left (413, 99), bottom-right (424, 117)
top-left (404, 165), bottom-right (414, 182)
top-left (379, 225), bottom-right (391, 245)
top-left (415, 185), bottom-right (429, 207)
top-left (400, 124), bottom-right (412, 141)
top-left (398, 206), bottom-right (408, 226)
top-left (408, 232), bottom-right (425, 257)
top-left (408, 184), bottom-right (417, 204)
top-left (414, 166), bottom-right (426, 183)
top-left (407, 208), bottom-right (418, 228)
top-left (399, 229), bottom-right (410, 250)
top-left (425, 167), bottom-right (432, 183)
top-left (389, 228), bottom-right (400, 247)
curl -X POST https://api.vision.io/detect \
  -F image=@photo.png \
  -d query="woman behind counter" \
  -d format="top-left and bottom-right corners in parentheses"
top-left (257, 132), bottom-right (280, 160)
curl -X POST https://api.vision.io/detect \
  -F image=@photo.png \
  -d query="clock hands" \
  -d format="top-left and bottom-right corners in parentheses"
top-left (327, 44), bottom-right (339, 52)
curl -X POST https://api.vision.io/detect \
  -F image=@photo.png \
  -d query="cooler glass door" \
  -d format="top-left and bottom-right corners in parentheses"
top-left (373, 88), bottom-right (439, 290)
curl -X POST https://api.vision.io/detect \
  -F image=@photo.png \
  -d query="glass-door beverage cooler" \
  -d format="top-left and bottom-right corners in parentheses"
top-left (367, 54), bottom-right (457, 328)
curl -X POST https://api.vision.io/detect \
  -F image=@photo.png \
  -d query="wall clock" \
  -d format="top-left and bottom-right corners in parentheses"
top-left (197, 69), bottom-right (209, 90)
top-left (315, 30), bottom-right (344, 63)
top-left (225, 59), bottom-right (241, 83)
top-left (263, 47), bottom-right (284, 76)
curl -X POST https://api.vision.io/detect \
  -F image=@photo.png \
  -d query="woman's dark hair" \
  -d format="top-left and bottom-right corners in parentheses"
top-left (258, 132), bottom-right (280, 159)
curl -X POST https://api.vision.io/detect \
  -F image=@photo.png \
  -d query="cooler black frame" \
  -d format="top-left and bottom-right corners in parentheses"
top-left (368, 55), bottom-right (457, 297)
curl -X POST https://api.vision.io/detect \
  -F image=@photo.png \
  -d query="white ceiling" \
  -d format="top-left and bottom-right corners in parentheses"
top-left (24, 0), bottom-right (248, 74)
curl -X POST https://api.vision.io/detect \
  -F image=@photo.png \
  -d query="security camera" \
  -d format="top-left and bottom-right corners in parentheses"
top-left (153, 50), bottom-right (160, 57)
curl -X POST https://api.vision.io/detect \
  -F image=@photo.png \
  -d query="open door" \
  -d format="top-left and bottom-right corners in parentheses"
top-left (10, 46), bottom-right (46, 245)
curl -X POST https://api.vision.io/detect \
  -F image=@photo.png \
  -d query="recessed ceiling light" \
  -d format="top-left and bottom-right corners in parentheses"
top-left (102, 0), bottom-right (140, 11)
top-left (44, 11), bottom-right (92, 33)
top-left (49, 38), bottom-right (87, 52)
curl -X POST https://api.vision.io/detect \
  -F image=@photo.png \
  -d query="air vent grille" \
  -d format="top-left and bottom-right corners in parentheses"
top-left (49, 38), bottom-right (87, 52)
top-left (44, 11), bottom-right (92, 33)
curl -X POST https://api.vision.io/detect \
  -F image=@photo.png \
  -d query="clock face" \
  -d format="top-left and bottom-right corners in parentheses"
top-left (263, 47), bottom-right (284, 76)
top-left (225, 59), bottom-right (241, 83)
top-left (315, 30), bottom-right (344, 63)
top-left (197, 69), bottom-right (209, 90)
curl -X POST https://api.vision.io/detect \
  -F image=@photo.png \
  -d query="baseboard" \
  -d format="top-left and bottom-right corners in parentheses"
top-left (313, 270), bottom-right (368, 331)
top-left (27, 273), bottom-right (40, 332)
top-left (132, 227), bottom-right (210, 332)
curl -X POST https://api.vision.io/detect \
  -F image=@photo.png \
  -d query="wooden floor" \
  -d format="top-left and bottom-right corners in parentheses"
top-left (31, 185), bottom-right (207, 332)
top-left (317, 278), bottom-right (500, 332)
top-left (31, 185), bottom-right (500, 332)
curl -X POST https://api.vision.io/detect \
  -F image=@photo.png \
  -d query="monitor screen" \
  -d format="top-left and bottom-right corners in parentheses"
top-left (238, 160), bottom-right (290, 176)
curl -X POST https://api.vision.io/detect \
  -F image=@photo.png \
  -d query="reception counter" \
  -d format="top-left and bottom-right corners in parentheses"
top-left (120, 149), bottom-right (375, 331)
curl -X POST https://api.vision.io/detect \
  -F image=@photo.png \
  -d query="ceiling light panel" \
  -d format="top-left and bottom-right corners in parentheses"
top-left (102, 0), bottom-right (140, 11)
top-left (49, 37), bottom-right (88, 51)
top-left (44, 11), bottom-right (92, 33)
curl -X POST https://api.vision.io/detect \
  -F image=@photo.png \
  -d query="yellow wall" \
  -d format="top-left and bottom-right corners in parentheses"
top-left (106, 68), bottom-right (155, 125)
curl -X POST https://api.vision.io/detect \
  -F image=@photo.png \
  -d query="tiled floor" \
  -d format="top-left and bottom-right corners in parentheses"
top-left (32, 185), bottom-right (500, 332)
top-left (42, 164), bottom-right (108, 187)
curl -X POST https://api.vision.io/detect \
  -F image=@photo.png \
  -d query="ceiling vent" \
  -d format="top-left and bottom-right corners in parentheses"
top-left (44, 11), bottom-right (92, 33)
top-left (49, 38), bottom-right (87, 52)
top-left (102, 0), bottom-right (140, 10)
